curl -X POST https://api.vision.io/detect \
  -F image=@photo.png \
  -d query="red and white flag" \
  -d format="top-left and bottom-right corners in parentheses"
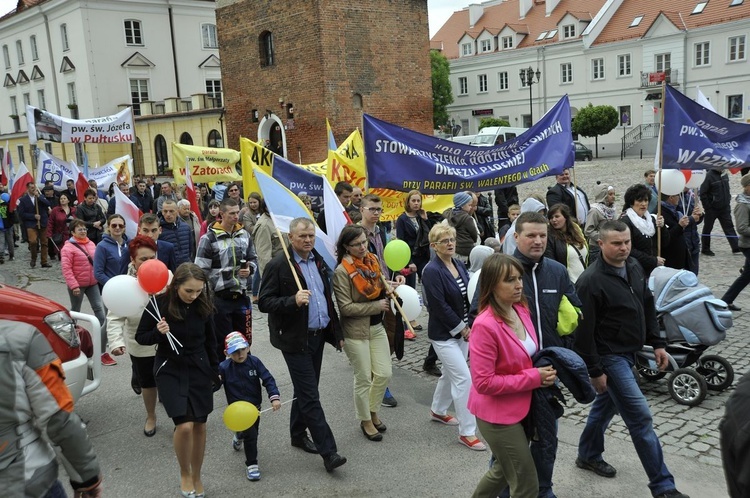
top-left (184, 160), bottom-right (203, 224)
top-left (114, 184), bottom-right (142, 239)
top-left (69, 161), bottom-right (90, 204)
top-left (322, 177), bottom-right (351, 247)
top-left (9, 162), bottom-right (33, 210)
top-left (1, 143), bottom-right (12, 187)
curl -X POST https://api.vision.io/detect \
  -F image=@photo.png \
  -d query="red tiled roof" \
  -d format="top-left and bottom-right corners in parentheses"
top-left (430, 0), bottom-right (606, 59)
top-left (592, 0), bottom-right (750, 46)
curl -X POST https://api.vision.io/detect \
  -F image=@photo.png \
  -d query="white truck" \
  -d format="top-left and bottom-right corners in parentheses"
top-left (472, 126), bottom-right (528, 146)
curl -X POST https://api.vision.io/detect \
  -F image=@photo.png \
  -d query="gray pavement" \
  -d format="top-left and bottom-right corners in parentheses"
top-left (0, 157), bottom-right (743, 497)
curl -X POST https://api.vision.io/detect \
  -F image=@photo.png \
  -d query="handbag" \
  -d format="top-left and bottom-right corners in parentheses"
top-left (70, 241), bottom-right (94, 266)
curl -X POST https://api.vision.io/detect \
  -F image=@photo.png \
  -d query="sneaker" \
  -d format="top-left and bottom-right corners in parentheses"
top-left (654, 490), bottom-right (689, 498)
top-left (575, 457), bottom-right (617, 478)
top-left (430, 410), bottom-right (459, 425)
top-left (404, 329), bottom-right (417, 341)
top-left (459, 435), bottom-right (487, 451)
top-left (246, 464), bottom-right (260, 481)
top-left (232, 434), bottom-right (243, 451)
top-left (382, 388), bottom-right (397, 407)
top-left (100, 353), bottom-right (117, 366)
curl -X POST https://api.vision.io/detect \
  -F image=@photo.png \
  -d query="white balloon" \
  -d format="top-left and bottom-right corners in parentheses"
top-left (685, 169), bottom-right (706, 189)
top-left (390, 285), bottom-right (422, 321)
top-left (467, 271), bottom-right (481, 304)
top-left (102, 275), bottom-right (150, 317)
top-left (655, 169), bottom-right (687, 196)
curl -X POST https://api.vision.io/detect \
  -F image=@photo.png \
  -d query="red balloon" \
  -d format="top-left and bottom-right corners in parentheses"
top-left (681, 170), bottom-right (691, 183)
top-left (137, 259), bottom-right (169, 294)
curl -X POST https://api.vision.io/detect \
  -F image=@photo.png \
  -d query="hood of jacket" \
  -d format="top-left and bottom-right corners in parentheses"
top-left (521, 197), bottom-right (546, 213)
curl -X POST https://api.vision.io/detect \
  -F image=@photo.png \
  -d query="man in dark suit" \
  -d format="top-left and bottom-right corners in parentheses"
top-left (146, 176), bottom-right (161, 200)
top-left (546, 168), bottom-right (590, 225)
top-left (258, 217), bottom-right (346, 473)
top-left (16, 182), bottom-right (51, 268)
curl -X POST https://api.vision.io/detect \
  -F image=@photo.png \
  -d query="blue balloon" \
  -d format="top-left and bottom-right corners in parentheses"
top-left (0, 193), bottom-right (9, 203)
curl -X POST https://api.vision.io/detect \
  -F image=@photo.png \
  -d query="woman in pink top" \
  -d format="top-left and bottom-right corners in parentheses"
top-left (467, 254), bottom-right (557, 498)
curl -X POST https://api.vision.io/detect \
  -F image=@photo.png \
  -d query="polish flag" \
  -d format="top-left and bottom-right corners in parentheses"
top-left (70, 161), bottom-right (90, 204)
top-left (322, 177), bottom-right (351, 247)
top-left (184, 160), bottom-right (203, 224)
top-left (9, 162), bottom-right (33, 211)
top-left (114, 184), bottom-right (142, 239)
top-left (1, 144), bottom-right (12, 187)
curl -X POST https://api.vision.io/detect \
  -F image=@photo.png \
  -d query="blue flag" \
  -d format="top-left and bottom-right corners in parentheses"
top-left (272, 155), bottom-right (324, 207)
top-left (662, 85), bottom-right (750, 170)
top-left (363, 96), bottom-right (573, 194)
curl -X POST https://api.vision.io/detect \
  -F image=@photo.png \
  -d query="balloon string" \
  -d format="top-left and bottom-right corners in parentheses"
top-left (260, 397), bottom-right (297, 414)
top-left (150, 295), bottom-right (163, 320)
top-left (143, 307), bottom-right (160, 322)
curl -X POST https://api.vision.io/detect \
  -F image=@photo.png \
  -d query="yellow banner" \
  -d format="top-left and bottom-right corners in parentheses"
top-left (372, 188), bottom-right (454, 223)
top-left (171, 143), bottom-right (241, 183)
top-left (239, 137), bottom-right (274, 197)
top-left (327, 129), bottom-right (367, 189)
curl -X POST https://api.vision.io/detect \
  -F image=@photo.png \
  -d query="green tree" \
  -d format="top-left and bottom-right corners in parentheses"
top-left (478, 117), bottom-right (511, 130)
top-left (572, 104), bottom-right (619, 158)
top-left (431, 50), bottom-right (453, 129)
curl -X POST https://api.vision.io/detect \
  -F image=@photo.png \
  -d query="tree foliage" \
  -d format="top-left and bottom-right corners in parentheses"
top-left (572, 104), bottom-right (619, 138)
top-left (431, 50), bottom-right (454, 129)
top-left (478, 117), bottom-right (511, 130)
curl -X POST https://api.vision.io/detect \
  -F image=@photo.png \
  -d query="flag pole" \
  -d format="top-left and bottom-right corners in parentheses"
top-left (656, 81), bottom-right (667, 256)
top-left (275, 224), bottom-right (303, 291)
top-left (571, 167), bottom-right (580, 223)
top-left (379, 274), bottom-right (415, 335)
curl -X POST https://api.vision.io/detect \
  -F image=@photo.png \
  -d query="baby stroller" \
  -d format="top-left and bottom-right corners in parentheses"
top-left (635, 267), bottom-right (735, 406)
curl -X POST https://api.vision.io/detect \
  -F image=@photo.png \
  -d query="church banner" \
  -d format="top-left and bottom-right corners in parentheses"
top-left (35, 150), bottom-right (77, 188)
top-left (26, 106), bottom-right (134, 145)
top-left (363, 96), bottom-right (573, 194)
top-left (662, 85), bottom-right (750, 171)
top-left (171, 143), bottom-right (241, 183)
top-left (87, 155), bottom-right (133, 189)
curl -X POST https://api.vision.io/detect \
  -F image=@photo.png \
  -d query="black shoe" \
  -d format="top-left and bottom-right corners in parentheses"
top-left (654, 490), bottom-right (690, 498)
top-left (360, 423), bottom-right (383, 441)
top-left (423, 362), bottom-right (442, 377)
top-left (291, 435), bottom-right (319, 454)
top-left (701, 250), bottom-right (715, 256)
top-left (131, 376), bottom-right (142, 395)
top-left (143, 425), bottom-right (156, 437)
top-left (41, 263), bottom-right (52, 268)
top-left (575, 457), bottom-right (616, 478)
top-left (727, 303), bottom-right (741, 311)
top-left (30, 262), bottom-right (36, 268)
top-left (323, 452), bottom-right (347, 472)
top-left (733, 249), bottom-right (742, 254)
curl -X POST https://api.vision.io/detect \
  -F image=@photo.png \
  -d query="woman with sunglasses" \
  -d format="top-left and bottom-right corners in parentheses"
top-left (332, 225), bottom-right (393, 442)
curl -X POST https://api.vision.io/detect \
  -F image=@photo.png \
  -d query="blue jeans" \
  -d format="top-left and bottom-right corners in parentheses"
top-left (578, 354), bottom-right (675, 496)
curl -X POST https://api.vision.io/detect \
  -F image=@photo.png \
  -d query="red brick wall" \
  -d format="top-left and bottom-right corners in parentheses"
top-left (217, 0), bottom-right (432, 164)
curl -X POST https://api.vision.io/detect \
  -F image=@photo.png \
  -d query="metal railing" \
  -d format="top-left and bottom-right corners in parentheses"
top-left (640, 69), bottom-right (679, 88)
top-left (623, 123), bottom-right (660, 151)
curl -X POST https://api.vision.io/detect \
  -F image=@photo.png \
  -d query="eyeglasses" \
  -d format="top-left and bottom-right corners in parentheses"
top-left (228, 188), bottom-right (239, 193)
top-left (347, 240), bottom-right (368, 248)
top-left (74, 227), bottom-right (88, 233)
top-left (110, 224), bottom-right (125, 229)
top-left (436, 238), bottom-right (456, 245)
top-left (363, 207), bottom-right (383, 213)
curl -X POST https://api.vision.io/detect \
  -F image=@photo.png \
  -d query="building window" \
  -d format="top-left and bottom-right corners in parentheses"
top-left (497, 71), bottom-right (508, 91)
top-left (124, 20), bottom-right (143, 46)
top-left (206, 79), bottom-right (222, 107)
top-left (154, 135), bottom-right (168, 175)
top-left (259, 31), bottom-right (274, 67)
top-left (16, 41), bottom-right (24, 65)
top-left (30, 35), bottom-right (38, 60)
top-left (37, 89), bottom-right (46, 109)
top-left (17, 145), bottom-right (25, 164)
top-left (563, 25), bottom-right (576, 38)
top-left (179, 132), bottom-right (193, 145)
top-left (461, 42), bottom-right (472, 56)
top-left (2, 45), bottom-right (9, 69)
top-left (501, 36), bottom-right (513, 49)
top-left (129, 79), bottom-right (149, 115)
top-left (630, 15), bottom-right (644, 27)
top-left (692, 2), bottom-right (708, 14)
top-left (44, 142), bottom-right (52, 153)
top-left (728, 95), bottom-right (743, 119)
top-left (202, 23), bottom-right (218, 49)
top-left (618, 54), bottom-right (631, 76)
top-left (729, 36), bottom-right (746, 61)
top-left (478, 74), bottom-right (488, 93)
top-left (23, 93), bottom-right (30, 108)
top-left (10, 96), bottom-right (17, 115)
top-left (695, 41), bottom-right (710, 66)
top-left (561, 63), bottom-right (572, 84)
top-left (480, 39), bottom-right (492, 52)
top-left (67, 82), bottom-right (77, 105)
top-left (458, 77), bottom-right (468, 95)
top-left (61, 24), bottom-right (69, 52)
top-left (656, 53), bottom-right (671, 72)
top-left (592, 58), bottom-right (605, 80)
top-left (208, 129), bottom-right (223, 148)
top-left (730, 0), bottom-right (744, 5)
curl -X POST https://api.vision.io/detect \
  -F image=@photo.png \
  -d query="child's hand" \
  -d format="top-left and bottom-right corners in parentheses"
top-left (271, 400), bottom-right (281, 411)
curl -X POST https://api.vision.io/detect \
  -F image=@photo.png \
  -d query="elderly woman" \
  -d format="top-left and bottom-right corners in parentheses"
top-left (468, 254), bottom-right (556, 498)
top-left (546, 204), bottom-right (589, 283)
top-left (584, 185), bottom-right (617, 262)
top-left (332, 225), bottom-right (393, 442)
top-left (422, 224), bottom-right (486, 451)
top-left (620, 184), bottom-right (669, 275)
top-left (177, 199), bottom-right (201, 250)
top-left (107, 236), bottom-right (162, 437)
top-left (446, 191), bottom-right (480, 264)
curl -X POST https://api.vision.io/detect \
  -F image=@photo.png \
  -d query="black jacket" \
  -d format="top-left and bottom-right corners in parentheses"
top-left (16, 194), bottom-right (50, 229)
top-left (130, 190), bottom-right (153, 213)
top-left (720, 372), bottom-right (750, 498)
top-left (494, 186), bottom-right (519, 225)
top-left (620, 213), bottom-right (669, 276)
top-left (422, 255), bottom-right (471, 342)
top-left (574, 256), bottom-right (666, 378)
top-left (699, 169), bottom-right (731, 211)
top-left (546, 183), bottom-right (589, 220)
top-left (475, 193), bottom-right (495, 239)
top-left (661, 201), bottom-right (690, 271)
top-left (74, 201), bottom-right (105, 242)
top-left (258, 247), bottom-right (343, 353)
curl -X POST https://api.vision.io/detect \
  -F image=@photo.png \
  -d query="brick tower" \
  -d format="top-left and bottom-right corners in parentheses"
top-left (216, 0), bottom-right (433, 164)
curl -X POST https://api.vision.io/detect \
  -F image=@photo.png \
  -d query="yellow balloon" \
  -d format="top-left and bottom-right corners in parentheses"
top-left (223, 401), bottom-right (260, 432)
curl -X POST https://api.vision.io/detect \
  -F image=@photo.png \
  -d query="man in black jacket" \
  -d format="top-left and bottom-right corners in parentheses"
top-left (130, 178), bottom-right (153, 214)
top-left (258, 217), bottom-right (346, 473)
top-left (546, 168), bottom-right (589, 226)
top-left (16, 182), bottom-right (51, 268)
top-left (699, 168), bottom-right (739, 255)
top-left (574, 220), bottom-right (688, 498)
top-left (720, 372), bottom-right (750, 498)
top-left (494, 186), bottom-right (519, 230)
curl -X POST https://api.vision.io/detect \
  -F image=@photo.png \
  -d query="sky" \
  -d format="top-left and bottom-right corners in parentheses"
top-left (0, 0), bottom-right (457, 37)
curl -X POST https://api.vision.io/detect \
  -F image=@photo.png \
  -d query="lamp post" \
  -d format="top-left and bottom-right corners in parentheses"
top-left (450, 118), bottom-right (456, 139)
top-left (519, 67), bottom-right (541, 126)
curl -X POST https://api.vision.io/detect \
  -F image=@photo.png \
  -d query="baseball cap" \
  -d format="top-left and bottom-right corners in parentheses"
top-left (224, 332), bottom-right (249, 354)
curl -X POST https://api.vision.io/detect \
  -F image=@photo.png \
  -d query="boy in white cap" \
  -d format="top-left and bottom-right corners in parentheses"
top-left (219, 332), bottom-right (281, 481)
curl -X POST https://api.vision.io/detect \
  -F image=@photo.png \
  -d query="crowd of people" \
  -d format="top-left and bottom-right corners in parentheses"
top-left (4, 165), bottom-right (750, 498)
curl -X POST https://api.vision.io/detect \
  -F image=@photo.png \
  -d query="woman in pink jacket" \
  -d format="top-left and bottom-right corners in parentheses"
top-left (61, 219), bottom-right (106, 355)
top-left (467, 254), bottom-right (557, 498)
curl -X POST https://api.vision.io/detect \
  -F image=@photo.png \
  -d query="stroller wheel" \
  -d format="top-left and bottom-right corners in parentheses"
top-left (668, 368), bottom-right (707, 406)
top-left (697, 355), bottom-right (734, 391)
top-left (638, 366), bottom-right (667, 382)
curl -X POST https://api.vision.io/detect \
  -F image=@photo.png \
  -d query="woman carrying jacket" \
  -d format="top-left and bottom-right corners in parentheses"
top-left (333, 225), bottom-right (393, 442)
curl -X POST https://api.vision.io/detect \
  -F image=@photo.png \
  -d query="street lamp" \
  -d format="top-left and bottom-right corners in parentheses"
top-left (519, 67), bottom-right (542, 125)
top-left (450, 118), bottom-right (456, 138)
